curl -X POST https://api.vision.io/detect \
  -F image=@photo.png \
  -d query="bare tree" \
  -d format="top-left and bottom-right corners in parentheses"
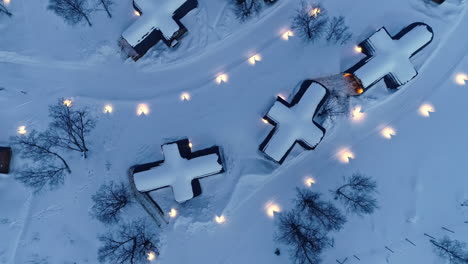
top-left (431, 236), bottom-right (468, 264)
top-left (0, 3), bottom-right (12, 17)
top-left (91, 182), bottom-right (132, 225)
top-left (232, 0), bottom-right (263, 21)
top-left (98, 219), bottom-right (159, 264)
top-left (291, 1), bottom-right (329, 42)
top-left (10, 130), bottom-right (71, 192)
top-left (95, 0), bottom-right (113, 18)
top-left (316, 87), bottom-right (349, 120)
top-left (276, 211), bottom-right (330, 264)
top-left (334, 173), bottom-right (378, 216)
top-left (47, 98), bottom-right (96, 158)
top-left (48, 0), bottom-right (93, 26)
top-left (325, 16), bottom-right (352, 45)
top-left (295, 188), bottom-right (346, 232)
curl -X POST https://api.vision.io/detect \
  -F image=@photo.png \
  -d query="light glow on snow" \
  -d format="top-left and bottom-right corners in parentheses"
top-left (215, 215), bottom-right (226, 224)
top-left (351, 105), bottom-right (365, 122)
top-left (17, 126), bottom-right (27, 135)
top-left (277, 93), bottom-right (286, 100)
top-left (265, 202), bottom-right (281, 218)
top-left (262, 118), bottom-right (269, 124)
top-left (168, 208), bottom-right (177, 218)
top-left (147, 251), bottom-right (156, 261)
top-left (304, 177), bottom-right (316, 187)
top-left (63, 99), bottom-right (73, 107)
top-left (137, 104), bottom-right (150, 116)
top-left (188, 142), bottom-right (193, 149)
top-left (216, 74), bottom-right (228, 84)
top-left (180, 92), bottom-right (191, 101)
top-left (419, 104), bottom-right (435, 117)
top-left (248, 54), bottom-right (262, 65)
top-left (134, 10), bottom-right (141, 16)
top-left (3, 0), bottom-right (10, 5)
top-left (354, 46), bottom-right (363, 53)
top-left (455, 73), bottom-right (468, 85)
top-left (338, 148), bottom-right (354, 163)
top-left (381, 126), bottom-right (396, 139)
top-left (310, 7), bottom-right (321, 17)
top-left (282, 30), bottom-right (294, 40)
top-left (355, 87), bottom-right (364, 95)
top-left (103, 104), bottom-right (113, 114)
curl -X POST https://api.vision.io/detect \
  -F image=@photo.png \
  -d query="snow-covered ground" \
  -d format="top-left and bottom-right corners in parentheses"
top-left (1, 0), bottom-right (468, 263)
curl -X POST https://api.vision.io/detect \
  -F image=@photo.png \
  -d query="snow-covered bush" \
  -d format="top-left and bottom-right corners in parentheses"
top-left (48, 0), bottom-right (93, 26)
top-left (325, 16), bottom-right (352, 45)
top-left (291, 1), bottom-right (329, 42)
top-left (232, 0), bottom-right (264, 21)
top-left (431, 236), bottom-right (468, 264)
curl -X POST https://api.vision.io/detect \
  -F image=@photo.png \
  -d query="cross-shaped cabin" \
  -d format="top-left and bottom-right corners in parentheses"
top-left (347, 23), bottom-right (433, 92)
top-left (120, 0), bottom-right (198, 61)
top-left (260, 81), bottom-right (329, 164)
top-left (132, 139), bottom-right (224, 203)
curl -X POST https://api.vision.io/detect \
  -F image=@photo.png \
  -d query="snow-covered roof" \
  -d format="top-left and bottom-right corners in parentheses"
top-left (133, 141), bottom-right (223, 203)
top-left (353, 23), bottom-right (433, 89)
top-left (261, 82), bottom-right (327, 163)
top-left (123, 0), bottom-right (187, 47)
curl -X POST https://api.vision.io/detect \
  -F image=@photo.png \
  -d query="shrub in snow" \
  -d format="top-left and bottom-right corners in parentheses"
top-left (98, 219), bottom-right (159, 264)
top-left (48, 0), bottom-right (93, 27)
top-left (91, 182), bottom-right (132, 225)
top-left (431, 236), bottom-right (468, 264)
top-left (276, 210), bottom-right (330, 264)
top-left (295, 188), bottom-right (346, 232)
top-left (0, 3), bottom-right (12, 17)
top-left (48, 98), bottom-right (96, 159)
top-left (334, 173), bottom-right (379, 216)
top-left (232, 0), bottom-right (263, 21)
top-left (291, 1), bottom-right (329, 42)
top-left (11, 130), bottom-right (71, 193)
top-left (325, 16), bottom-right (352, 45)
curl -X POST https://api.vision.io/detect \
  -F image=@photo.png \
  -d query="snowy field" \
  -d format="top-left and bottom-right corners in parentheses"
top-left (1, 0), bottom-right (468, 263)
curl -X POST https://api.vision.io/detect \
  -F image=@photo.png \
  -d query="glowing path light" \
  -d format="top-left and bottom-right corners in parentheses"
top-left (147, 251), bottom-right (156, 261)
top-left (455, 73), bottom-right (468, 85)
top-left (63, 99), bottom-right (73, 107)
top-left (168, 208), bottom-right (177, 218)
top-left (17, 126), bottom-right (27, 135)
top-left (277, 93), bottom-right (286, 100)
top-left (134, 10), bottom-right (141, 16)
top-left (351, 105), bottom-right (365, 122)
top-left (282, 30), bottom-right (294, 41)
top-left (215, 215), bottom-right (226, 224)
top-left (248, 54), bottom-right (262, 65)
top-left (381, 126), bottom-right (396, 139)
top-left (419, 103), bottom-right (435, 117)
top-left (215, 73), bottom-right (228, 84)
top-left (103, 104), bottom-right (113, 114)
top-left (180, 92), bottom-right (191, 101)
top-left (354, 46), bottom-right (363, 53)
top-left (262, 118), bottom-right (269, 124)
top-left (310, 7), bottom-right (321, 17)
top-left (304, 177), bottom-right (316, 187)
top-left (337, 148), bottom-right (355, 164)
top-left (265, 202), bottom-right (281, 218)
top-left (137, 104), bottom-right (150, 116)
top-left (3, 0), bottom-right (10, 5)
top-left (188, 141), bottom-right (193, 149)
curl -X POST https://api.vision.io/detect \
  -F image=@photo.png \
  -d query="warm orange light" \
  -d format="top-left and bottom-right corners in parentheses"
top-left (3, 0), bottom-right (10, 5)
top-left (262, 118), bottom-right (269, 124)
top-left (180, 92), bottom-right (191, 101)
top-left (248, 54), bottom-right (262, 65)
top-left (310, 7), bottom-right (321, 17)
top-left (168, 208), bottom-right (177, 218)
top-left (455, 73), bottom-right (468, 85)
top-left (282, 30), bottom-right (294, 40)
top-left (216, 74), bottom-right (228, 84)
top-left (304, 177), bottom-right (315, 187)
top-left (215, 215), bottom-right (226, 224)
top-left (381, 126), bottom-right (396, 139)
top-left (147, 251), bottom-right (156, 261)
top-left (134, 10), bottom-right (141, 16)
top-left (338, 148), bottom-right (354, 164)
top-left (355, 46), bottom-right (363, 53)
top-left (355, 87), bottom-right (364, 95)
top-left (63, 99), bottom-right (73, 107)
top-left (17, 126), bottom-right (27, 135)
top-left (419, 104), bottom-right (434, 117)
top-left (103, 104), bottom-right (113, 114)
top-left (265, 202), bottom-right (281, 218)
top-left (137, 103), bottom-right (150, 116)
top-left (351, 105), bottom-right (365, 122)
